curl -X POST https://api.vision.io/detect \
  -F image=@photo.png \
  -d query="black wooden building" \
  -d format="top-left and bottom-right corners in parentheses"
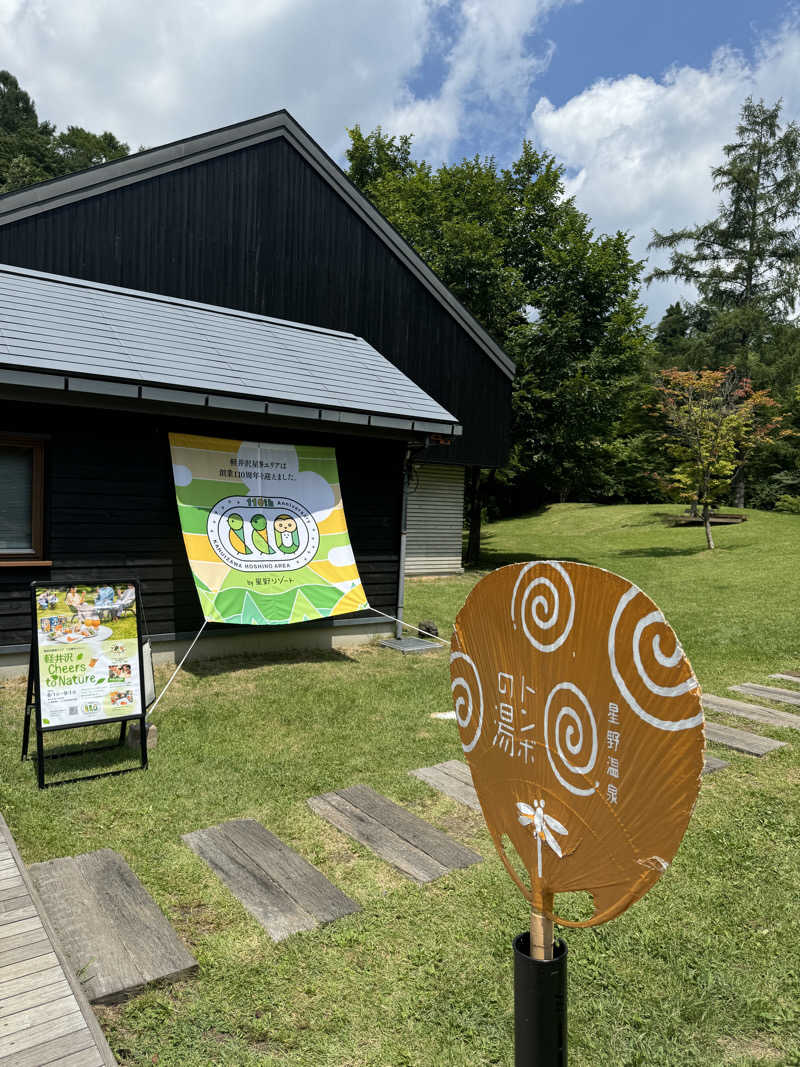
top-left (0, 111), bottom-right (513, 672)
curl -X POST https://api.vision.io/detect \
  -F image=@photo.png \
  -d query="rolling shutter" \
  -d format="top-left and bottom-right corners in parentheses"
top-left (405, 464), bottom-right (464, 576)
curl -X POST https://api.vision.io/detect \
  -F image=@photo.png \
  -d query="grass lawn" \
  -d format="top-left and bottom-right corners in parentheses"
top-left (1, 503), bottom-right (798, 1066)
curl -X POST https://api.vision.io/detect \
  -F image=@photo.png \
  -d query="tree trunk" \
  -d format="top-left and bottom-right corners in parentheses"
top-left (702, 501), bottom-right (715, 550)
top-left (733, 469), bottom-right (745, 509)
top-left (465, 466), bottom-right (482, 567)
top-left (689, 495), bottom-right (699, 519)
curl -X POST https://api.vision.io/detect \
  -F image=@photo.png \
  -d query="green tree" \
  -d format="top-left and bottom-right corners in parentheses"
top-left (649, 98), bottom-right (800, 393)
top-left (346, 127), bottom-right (650, 537)
top-left (0, 70), bottom-right (129, 193)
top-left (649, 97), bottom-right (800, 318)
top-left (657, 367), bottom-right (782, 548)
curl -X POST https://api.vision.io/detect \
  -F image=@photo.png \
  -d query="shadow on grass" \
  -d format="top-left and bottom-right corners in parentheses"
top-left (617, 543), bottom-right (744, 558)
top-left (21, 725), bottom-right (142, 787)
top-left (184, 646), bottom-right (358, 679)
top-left (470, 552), bottom-right (594, 569)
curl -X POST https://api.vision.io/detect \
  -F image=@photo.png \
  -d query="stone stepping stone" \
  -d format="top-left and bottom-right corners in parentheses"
top-left (732, 683), bottom-right (800, 708)
top-left (705, 721), bottom-right (786, 757)
top-left (182, 819), bottom-right (358, 942)
top-left (702, 755), bottom-right (729, 775)
top-left (769, 671), bottom-right (800, 684)
top-left (307, 785), bottom-right (481, 884)
top-left (410, 760), bottom-right (481, 811)
top-left (703, 694), bottom-right (800, 732)
top-left (29, 849), bottom-right (197, 1005)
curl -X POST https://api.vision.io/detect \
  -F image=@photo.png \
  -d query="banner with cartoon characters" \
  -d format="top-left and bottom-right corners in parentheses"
top-left (168, 434), bottom-right (369, 625)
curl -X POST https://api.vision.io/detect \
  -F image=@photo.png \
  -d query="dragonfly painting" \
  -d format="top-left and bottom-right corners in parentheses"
top-left (517, 799), bottom-right (568, 878)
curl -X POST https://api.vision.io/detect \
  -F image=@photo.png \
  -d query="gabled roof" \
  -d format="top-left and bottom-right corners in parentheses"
top-left (0, 109), bottom-right (514, 381)
top-left (0, 263), bottom-right (460, 435)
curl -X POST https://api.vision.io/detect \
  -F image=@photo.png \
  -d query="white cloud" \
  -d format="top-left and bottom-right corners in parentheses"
top-left (528, 18), bottom-right (800, 321)
top-left (389, 0), bottom-right (574, 161)
top-left (0, 0), bottom-right (571, 166)
top-left (0, 0), bottom-right (435, 156)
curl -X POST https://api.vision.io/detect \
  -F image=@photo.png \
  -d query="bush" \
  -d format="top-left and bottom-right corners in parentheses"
top-left (775, 494), bottom-right (800, 514)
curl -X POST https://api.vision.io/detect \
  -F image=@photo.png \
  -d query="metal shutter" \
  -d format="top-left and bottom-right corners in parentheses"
top-left (405, 464), bottom-right (464, 576)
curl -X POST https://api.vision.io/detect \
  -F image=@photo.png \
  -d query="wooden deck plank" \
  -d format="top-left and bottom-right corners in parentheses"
top-left (0, 916), bottom-right (43, 942)
top-left (309, 786), bottom-right (481, 882)
top-left (0, 813), bottom-right (116, 1065)
top-left (770, 671), bottom-right (800, 683)
top-left (342, 786), bottom-right (482, 871)
top-left (308, 791), bottom-right (448, 883)
top-left (0, 904), bottom-right (37, 927)
top-left (183, 825), bottom-right (317, 941)
top-left (0, 1008), bottom-right (85, 1060)
top-left (410, 764), bottom-right (481, 812)
top-left (29, 855), bottom-right (141, 1004)
top-left (0, 884), bottom-right (30, 904)
top-left (0, 992), bottom-right (80, 1041)
top-left (0, 964), bottom-right (64, 1001)
top-left (220, 820), bottom-right (359, 925)
top-left (31, 851), bottom-right (197, 1005)
top-left (702, 756), bottom-right (729, 775)
top-left (76, 850), bottom-right (197, 995)
top-left (0, 1025), bottom-right (96, 1067)
top-left (0, 895), bottom-right (33, 917)
top-left (0, 950), bottom-right (59, 986)
top-left (0, 976), bottom-right (72, 1019)
top-left (0, 936), bottom-right (52, 969)
top-left (703, 694), bottom-right (800, 731)
top-left (54, 1048), bottom-right (105, 1067)
top-left (705, 721), bottom-right (786, 756)
top-left (732, 683), bottom-right (800, 707)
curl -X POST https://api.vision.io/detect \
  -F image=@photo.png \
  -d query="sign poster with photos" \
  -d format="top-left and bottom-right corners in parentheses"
top-left (33, 581), bottom-right (144, 729)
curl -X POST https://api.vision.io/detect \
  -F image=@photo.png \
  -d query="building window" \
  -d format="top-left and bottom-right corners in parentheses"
top-left (0, 436), bottom-right (45, 560)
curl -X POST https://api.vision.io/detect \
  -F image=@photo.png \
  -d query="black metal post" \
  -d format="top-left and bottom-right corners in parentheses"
top-left (513, 932), bottom-right (568, 1066)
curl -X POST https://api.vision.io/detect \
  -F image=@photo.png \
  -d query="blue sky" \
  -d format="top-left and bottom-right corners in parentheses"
top-left (2, 0), bottom-right (799, 320)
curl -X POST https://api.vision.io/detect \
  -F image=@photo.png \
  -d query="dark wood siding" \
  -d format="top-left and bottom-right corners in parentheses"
top-left (0, 400), bottom-right (403, 649)
top-left (0, 139), bottom-right (510, 467)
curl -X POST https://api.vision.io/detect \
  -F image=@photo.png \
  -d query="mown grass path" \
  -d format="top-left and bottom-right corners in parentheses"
top-left (0, 504), bottom-right (798, 1065)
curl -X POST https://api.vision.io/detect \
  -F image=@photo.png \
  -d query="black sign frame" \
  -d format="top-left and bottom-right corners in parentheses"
top-left (23, 579), bottom-right (148, 789)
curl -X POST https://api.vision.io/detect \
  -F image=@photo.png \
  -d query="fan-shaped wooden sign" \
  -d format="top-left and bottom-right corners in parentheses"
top-left (450, 562), bottom-right (704, 927)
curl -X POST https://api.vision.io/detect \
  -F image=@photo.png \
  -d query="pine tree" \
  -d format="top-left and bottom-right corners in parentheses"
top-left (648, 98), bottom-right (800, 319)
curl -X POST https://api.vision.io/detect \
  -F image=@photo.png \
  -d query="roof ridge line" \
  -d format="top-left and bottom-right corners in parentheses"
top-left (0, 110), bottom-right (514, 380)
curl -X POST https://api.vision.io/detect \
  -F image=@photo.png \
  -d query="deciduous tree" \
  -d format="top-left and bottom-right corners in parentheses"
top-left (657, 367), bottom-right (782, 548)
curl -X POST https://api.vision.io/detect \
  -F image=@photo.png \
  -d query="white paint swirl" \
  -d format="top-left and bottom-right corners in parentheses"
top-left (510, 561), bottom-right (575, 653)
top-left (609, 585), bottom-right (702, 731)
top-left (450, 651), bottom-right (484, 753)
top-left (544, 682), bottom-right (598, 796)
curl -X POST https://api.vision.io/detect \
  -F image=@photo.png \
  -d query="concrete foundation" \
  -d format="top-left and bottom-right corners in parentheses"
top-left (0, 620), bottom-right (393, 681)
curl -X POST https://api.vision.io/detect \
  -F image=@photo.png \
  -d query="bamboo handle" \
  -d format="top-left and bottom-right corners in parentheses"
top-left (530, 894), bottom-right (554, 961)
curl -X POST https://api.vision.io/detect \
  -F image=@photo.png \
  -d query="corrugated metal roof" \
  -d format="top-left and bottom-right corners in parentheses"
top-left (0, 264), bottom-right (460, 431)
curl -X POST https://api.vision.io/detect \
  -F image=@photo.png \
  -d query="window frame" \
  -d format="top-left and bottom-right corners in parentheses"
top-left (0, 433), bottom-right (47, 565)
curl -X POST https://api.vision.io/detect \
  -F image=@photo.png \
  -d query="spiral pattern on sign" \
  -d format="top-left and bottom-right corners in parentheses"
top-left (544, 682), bottom-right (598, 796)
top-left (450, 651), bottom-right (484, 753)
top-left (510, 561), bottom-right (575, 653)
top-left (608, 585), bottom-right (702, 732)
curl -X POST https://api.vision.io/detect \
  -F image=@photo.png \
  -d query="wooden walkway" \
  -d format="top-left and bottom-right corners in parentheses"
top-left (30, 851), bottom-right (197, 1005)
top-left (703, 694), bottom-right (800, 732)
top-left (704, 721), bottom-right (786, 757)
top-left (770, 671), bottom-right (800, 684)
top-left (411, 752), bottom-right (730, 822)
top-left (0, 814), bottom-right (116, 1066)
top-left (733, 683), bottom-right (800, 708)
top-left (183, 819), bottom-right (359, 942)
top-left (308, 785), bottom-right (481, 883)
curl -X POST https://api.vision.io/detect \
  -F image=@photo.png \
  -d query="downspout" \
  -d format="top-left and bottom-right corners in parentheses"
top-left (395, 446), bottom-right (412, 639)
